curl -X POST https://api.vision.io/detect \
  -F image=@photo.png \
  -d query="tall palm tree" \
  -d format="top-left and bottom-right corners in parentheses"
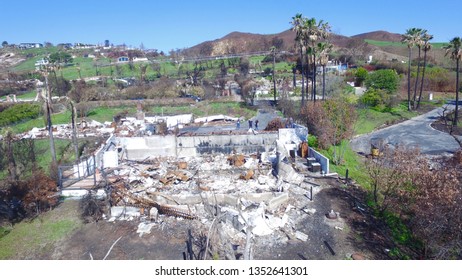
top-left (317, 42), bottom-right (333, 100)
top-left (304, 18), bottom-right (330, 102)
top-left (291, 14), bottom-right (306, 106)
top-left (444, 37), bottom-right (462, 126)
top-left (412, 29), bottom-right (424, 109)
top-left (416, 32), bottom-right (433, 109)
top-left (402, 28), bottom-right (420, 111)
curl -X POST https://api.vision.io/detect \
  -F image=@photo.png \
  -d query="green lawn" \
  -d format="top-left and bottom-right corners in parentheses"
top-left (321, 140), bottom-right (370, 189)
top-left (366, 39), bottom-right (448, 49)
top-left (86, 106), bottom-right (137, 123)
top-left (0, 200), bottom-right (82, 260)
top-left (10, 111), bottom-right (72, 134)
top-left (84, 101), bottom-right (259, 124)
top-left (355, 105), bottom-right (419, 135)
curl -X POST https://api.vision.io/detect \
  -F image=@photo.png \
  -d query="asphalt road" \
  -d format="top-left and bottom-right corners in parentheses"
top-left (350, 104), bottom-right (462, 155)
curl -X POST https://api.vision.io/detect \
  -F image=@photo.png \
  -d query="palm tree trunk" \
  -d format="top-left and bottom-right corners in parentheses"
top-left (272, 52), bottom-right (277, 103)
top-left (454, 59), bottom-right (459, 126)
top-left (322, 65), bottom-right (326, 100)
top-left (407, 47), bottom-right (412, 111)
top-left (292, 66), bottom-right (296, 88)
top-left (413, 47), bottom-right (421, 109)
top-left (312, 59), bottom-right (317, 103)
top-left (300, 47), bottom-right (305, 107)
top-left (416, 49), bottom-right (428, 109)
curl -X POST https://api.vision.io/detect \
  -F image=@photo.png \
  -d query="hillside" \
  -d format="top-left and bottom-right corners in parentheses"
top-left (181, 29), bottom-right (421, 64)
top-left (352, 30), bottom-right (403, 42)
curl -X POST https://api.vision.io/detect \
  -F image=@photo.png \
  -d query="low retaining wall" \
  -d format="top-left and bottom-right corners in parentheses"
top-left (309, 147), bottom-right (330, 174)
top-left (118, 133), bottom-right (278, 160)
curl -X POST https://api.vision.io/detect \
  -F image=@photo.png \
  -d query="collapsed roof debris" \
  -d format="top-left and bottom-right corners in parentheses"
top-left (50, 110), bottom-right (334, 259)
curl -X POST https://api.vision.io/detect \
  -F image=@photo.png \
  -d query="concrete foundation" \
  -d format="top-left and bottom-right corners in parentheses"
top-left (118, 133), bottom-right (278, 160)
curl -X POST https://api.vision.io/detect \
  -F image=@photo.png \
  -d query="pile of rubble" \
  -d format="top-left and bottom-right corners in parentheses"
top-left (99, 148), bottom-right (321, 259)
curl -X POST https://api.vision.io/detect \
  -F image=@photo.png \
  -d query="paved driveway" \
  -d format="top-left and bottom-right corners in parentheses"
top-left (350, 105), bottom-right (462, 155)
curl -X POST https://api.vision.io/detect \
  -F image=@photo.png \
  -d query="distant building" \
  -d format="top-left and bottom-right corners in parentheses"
top-left (133, 57), bottom-right (148, 62)
top-left (74, 43), bottom-right (97, 49)
top-left (117, 56), bottom-right (129, 63)
top-left (18, 43), bottom-right (43, 49)
top-left (57, 43), bottom-right (73, 49)
top-left (35, 58), bottom-right (49, 70)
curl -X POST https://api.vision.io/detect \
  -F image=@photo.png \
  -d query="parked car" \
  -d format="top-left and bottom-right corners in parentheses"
top-left (182, 94), bottom-right (202, 102)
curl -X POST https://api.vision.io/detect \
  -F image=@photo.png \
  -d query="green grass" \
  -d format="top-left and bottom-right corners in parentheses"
top-left (0, 200), bottom-right (82, 259)
top-left (9, 111), bottom-right (72, 134)
top-left (86, 106), bottom-right (137, 123)
top-left (365, 40), bottom-right (406, 47)
top-left (355, 105), bottom-right (419, 135)
top-left (320, 140), bottom-right (370, 188)
top-left (12, 57), bottom-right (39, 72)
top-left (366, 39), bottom-right (448, 49)
top-left (0, 138), bottom-right (75, 180)
top-left (16, 90), bottom-right (37, 100)
top-left (85, 101), bottom-right (258, 124)
top-left (35, 138), bottom-right (77, 167)
top-left (10, 50), bottom-right (290, 82)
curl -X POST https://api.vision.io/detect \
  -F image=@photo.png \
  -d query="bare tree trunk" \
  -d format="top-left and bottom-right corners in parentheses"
top-left (5, 131), bottom-right (17, 180)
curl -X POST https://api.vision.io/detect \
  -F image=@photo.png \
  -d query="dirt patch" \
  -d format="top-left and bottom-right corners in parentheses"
top-left (253, 182), bottom-right (392, 260)
top-left (47, 216), bottom-right (203, 260)
top-left (4, 181), bottom-right (396, 260)
top-left (431, 118), bottom-right (462, 136)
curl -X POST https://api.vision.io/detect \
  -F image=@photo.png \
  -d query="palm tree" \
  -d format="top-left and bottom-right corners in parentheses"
top-left (412, 29), bottom-right (424, 109)
top-left (416, 32), bottom-right (433, 109)
top-left (317, 42), bottom-right (333, 100)
top-left (291, 14), bottom-right (306, 106)
top-left (402, 28), bottom-right (420, 111)
top-left (304, 17), bottom-right (330, 102)
top-left (444, 37), bottom-right (462, 126)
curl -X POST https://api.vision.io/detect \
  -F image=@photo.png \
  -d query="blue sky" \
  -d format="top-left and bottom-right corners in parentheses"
top-left (2, 0), bottom-right (461, 52)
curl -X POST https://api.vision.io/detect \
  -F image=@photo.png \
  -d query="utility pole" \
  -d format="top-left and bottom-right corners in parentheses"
top-left (44, 69), bottom-right (57, 166)
top-left (271, 46), bottom-right (277, 104)
top-left (70, 100), bottom-right (79, 161)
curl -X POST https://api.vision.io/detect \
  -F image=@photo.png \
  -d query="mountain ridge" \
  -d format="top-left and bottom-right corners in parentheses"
top-left (182, 29), bottom-right (403, 57)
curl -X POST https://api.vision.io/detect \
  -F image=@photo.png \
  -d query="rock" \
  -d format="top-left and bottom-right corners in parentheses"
top-left (149, 207), bottom-right (158, 221)
top-left (351, 253), bottom-right (366, 260)
top-left (326, 210), bottom-right (338, 219)
top-left (295, 231), bottom-right (308, 242)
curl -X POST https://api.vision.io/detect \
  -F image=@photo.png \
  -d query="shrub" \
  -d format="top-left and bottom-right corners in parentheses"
top-left (307, 135), bottom-right (318, 148)
top-left (365, 69), bottom-right (400, 94)
top-left (354, 67), bottom-right (368, 86)
top-left (0, 103), bottom-right (41, 127)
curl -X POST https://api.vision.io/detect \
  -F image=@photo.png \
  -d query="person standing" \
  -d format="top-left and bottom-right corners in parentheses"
top-left (255, 120), bottom-right (259, 130)
top-left (248, 119), bottom-right (253, 129)
top-left (236, 119), bottom-right (240, 129)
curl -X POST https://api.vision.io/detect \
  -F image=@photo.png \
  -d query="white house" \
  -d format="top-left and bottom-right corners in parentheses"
top-left (35, 58), bottom-right (49, 70)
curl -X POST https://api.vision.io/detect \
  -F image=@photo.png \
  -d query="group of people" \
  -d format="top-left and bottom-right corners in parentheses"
top-left (236, 119), bottom-right (259, 130)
